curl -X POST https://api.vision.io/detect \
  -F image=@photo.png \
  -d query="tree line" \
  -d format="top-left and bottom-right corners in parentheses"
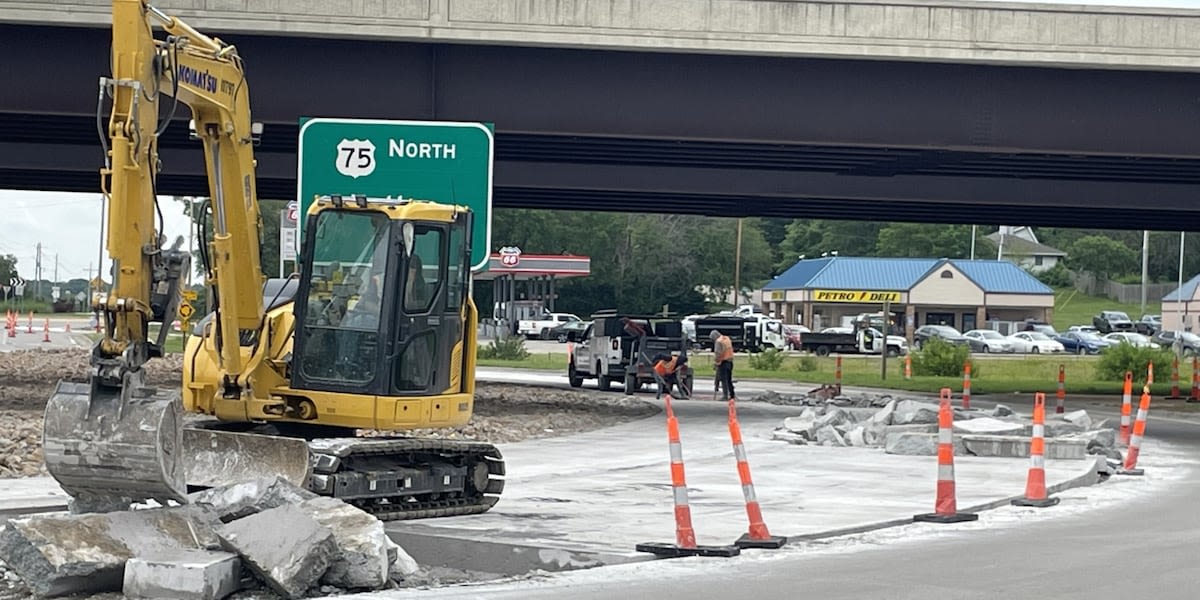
top-left (14, 199), bottom-right (1190, 318)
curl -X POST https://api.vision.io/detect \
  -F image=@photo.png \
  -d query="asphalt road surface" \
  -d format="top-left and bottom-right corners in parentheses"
top-left (403, 371), bottom-right (1200, 600)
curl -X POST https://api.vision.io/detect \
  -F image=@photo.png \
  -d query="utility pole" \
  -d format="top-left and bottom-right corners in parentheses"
top-left (35, 243), bottom-right (42, 300)
top-left (53, 254), bottom-right (58, 285)
top-left (734, 218), bottom-right (743, 306)
top-left (1141, 230), bottom-right (1150, 316)
top-left (970, 225), bottom-right (977, 260)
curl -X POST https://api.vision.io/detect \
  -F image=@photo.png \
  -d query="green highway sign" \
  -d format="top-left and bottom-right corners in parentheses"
top-left (297, 118), bottom-right (494, 271)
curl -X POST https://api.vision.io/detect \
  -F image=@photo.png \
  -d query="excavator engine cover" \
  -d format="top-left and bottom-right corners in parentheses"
top-left (43, 380), bottom-right (187, 510)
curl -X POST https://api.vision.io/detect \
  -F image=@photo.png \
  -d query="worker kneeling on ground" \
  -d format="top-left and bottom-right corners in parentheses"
top-left (653, 351), bottom-right (690, 399)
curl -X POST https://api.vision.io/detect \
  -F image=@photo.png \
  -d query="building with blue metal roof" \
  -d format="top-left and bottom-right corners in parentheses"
top-left (1161, 273), bottom-right (1199, 332)
top-left (761, 256), bottom-right (1054, 340)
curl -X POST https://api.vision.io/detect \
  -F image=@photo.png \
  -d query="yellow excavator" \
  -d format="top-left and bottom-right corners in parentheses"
top-left (42, 0), bottom-right (504, 519)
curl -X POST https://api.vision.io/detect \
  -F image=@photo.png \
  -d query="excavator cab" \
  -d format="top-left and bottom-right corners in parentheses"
top-left (290, 196), bottom-right (474, 399)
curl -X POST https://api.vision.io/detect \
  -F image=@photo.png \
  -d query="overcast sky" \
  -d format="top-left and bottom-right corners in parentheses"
top-left (0, 189), bottom-right (193, 283)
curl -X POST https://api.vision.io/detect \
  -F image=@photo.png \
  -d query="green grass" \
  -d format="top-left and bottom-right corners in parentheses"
top-left (477, 352), bottom-right (1195, 397)
top-left (85, 328), bottom-right (186, 354)
top-left (1051, 287), bottom-right (1149, 330)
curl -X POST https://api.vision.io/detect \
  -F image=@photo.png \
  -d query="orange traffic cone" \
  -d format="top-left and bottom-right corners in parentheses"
top-left (914, 389), bottom-right (978, 524)
top-left (1117, 387), bottom-right (1153, 476)
top-left (834, 355), bottom-right (843, 396)
top-left (961, 361), bottom-right (972, 410)
top-left (1166, 357), bottom-right (1184, 400)
top-left (636, 394), bottom-right (740, 558)
top-left (727, 396), bottom-right (786, 549)
top-left (64, 322), bottom-right (71, 333)
top-left (1190, 358), bottom-right (1200, 404)
top-left (904, 354), bottom-right (912, 380)
top-left (26, 311), bottom-right (33, 334)
top-left (1012, 393), bottom-right (1059, 507)
top-left (1119, 371), bottom-right (1133, 446)
top-left (1055, 364), bottom-right (1066, 414)
top-left (42, 319), bottom-right (51, 343)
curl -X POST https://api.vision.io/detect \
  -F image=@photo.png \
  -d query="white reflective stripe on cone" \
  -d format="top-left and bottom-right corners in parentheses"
top-left (1032, 424), bottom-right (1044, 438)
top-left (673, 486), bottom-right (689, 506)
top-left (669, 442), bottom-right (683, 462)
top-left (742, 484), bottom-right (757, 503)
top-left (939, 429), bottom-right (952, 444)
top-left (1031, 454), bottom-right (1045, 469)
top-left (733, 444), bottom-right (748, 463)
top-left (938, 464), bottom-right (955, 481)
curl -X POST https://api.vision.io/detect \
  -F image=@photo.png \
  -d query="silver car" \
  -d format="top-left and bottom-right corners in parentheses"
top-left (964, 329), bottom-right (1015, 353)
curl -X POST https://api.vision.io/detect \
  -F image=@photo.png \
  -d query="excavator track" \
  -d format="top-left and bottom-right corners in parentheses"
top-left (306, 437), bottom-right (505, 521)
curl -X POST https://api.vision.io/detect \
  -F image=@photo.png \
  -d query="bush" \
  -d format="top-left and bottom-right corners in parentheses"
top-left (477, 336), bottom-right (530, 361)
top-left (1095, 343), bottom-right (1175, 381)
top-left (910, 338), bottom-right (975, 377)
top-left (748, 348), bottom-right (785, 371)
top-left (1034, 262), bottom-right (1072, 288)
top-left (795, 355), bottom-right (818, 372)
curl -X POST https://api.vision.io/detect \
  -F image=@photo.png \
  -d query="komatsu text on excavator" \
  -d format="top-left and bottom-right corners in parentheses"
top-left (42, 0), bottom-right (504, 519)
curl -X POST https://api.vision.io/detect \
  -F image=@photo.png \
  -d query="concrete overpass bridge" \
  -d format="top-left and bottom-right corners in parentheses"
top-left (3, 0), bottom-right (1200, 230)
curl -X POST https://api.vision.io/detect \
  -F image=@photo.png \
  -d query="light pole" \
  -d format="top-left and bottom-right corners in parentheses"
top-left (970, 225), bottom-right (977, 260)
top-left (1178, 231), bottom-right (1186, 335)
top-left (733, 218), bottom-right (743, 306)
top-left (1141, 230), bottom-right (1150, 316)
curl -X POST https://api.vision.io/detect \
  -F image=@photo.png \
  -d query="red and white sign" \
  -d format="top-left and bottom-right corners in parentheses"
top-left (499, 246), bottom-right (522, 267)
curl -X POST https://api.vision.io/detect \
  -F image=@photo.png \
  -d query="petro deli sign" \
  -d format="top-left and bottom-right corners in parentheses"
top-left (812, 290), bottom-right (901, 303)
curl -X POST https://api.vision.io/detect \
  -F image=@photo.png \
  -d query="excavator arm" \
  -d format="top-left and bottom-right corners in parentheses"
top-left (43, 0), bottom-right (269, 510)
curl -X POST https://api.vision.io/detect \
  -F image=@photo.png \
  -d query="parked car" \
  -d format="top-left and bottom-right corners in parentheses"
top-left (1055, 331), bottom-right (1112, 355)
top-left (1007, 331), bottom-right (1066, 354)
top-left (1067, 325), bottom-right (1099, 333)
top-left (1151, 330), bottom-right (1200, 356)
top-left (913, 325), bottom-right (969, 349)
top-left (1102, 331), bottom-right (1160, 349)
top-left (1018, 320), bottom-right (1058, 337)
top-left (1135, 314), bottom-right (1162, 336)
top-left (550, 319), bottom-right (591, 343)
top-left (963, 329), bottom-right (1015, 353)
top-left (821, 326), bottom-right (853, 335)
top-left (1093, 310), bottom-right (1135, 334)
top-left (782, 324), bottom-right (811, 350)
top-left (518, 312), bottom-right (582, 339)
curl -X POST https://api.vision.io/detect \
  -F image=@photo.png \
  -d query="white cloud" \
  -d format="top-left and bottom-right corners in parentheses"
top-left (0, 189), bottom-right (193, 282)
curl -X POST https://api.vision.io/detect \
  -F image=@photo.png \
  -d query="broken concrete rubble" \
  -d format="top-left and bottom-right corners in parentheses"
top-left (891, 400), bottom-right (941, 425)
top-left (122, 549), bottom-right (240, 600)
top-left (774, 393), bottom-right (1118, 463)
top-left (216, 503), bottom-right (337, 599)
top-left (189, 476), bottom-right (318, 523)
top-left (298, 496), bottom-right (390, 590)
top-left (0, 505), bottom-right (221, 597)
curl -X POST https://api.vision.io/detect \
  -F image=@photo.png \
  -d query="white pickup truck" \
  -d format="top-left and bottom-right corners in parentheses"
top-left (518, 312), bottom-right (582, 340)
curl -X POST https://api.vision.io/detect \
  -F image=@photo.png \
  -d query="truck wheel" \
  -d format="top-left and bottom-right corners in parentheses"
top-left (556, 333), bottom-right (568, 343)
top-left (815, 345), bottom-right (831, 357)
top-left (624, 373), bottom-right (636, 395)
top-left (887, 347), bottom-right (900, 358)
top-left (540, 327), bottom-right (551, 340)
top-left (568, 364), bottom-right (583, 388)
top-left (597, 366), bottom-right (611, 391)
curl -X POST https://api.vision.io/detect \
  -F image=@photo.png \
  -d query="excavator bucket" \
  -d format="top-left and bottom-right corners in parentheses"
top-left (182, 428), bottom-right (312, 490)
top-left (43, 380), bottom-right (188, 510)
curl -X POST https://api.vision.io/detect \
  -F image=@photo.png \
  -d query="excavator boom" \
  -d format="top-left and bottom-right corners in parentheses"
top-left (42, 0), bottom-right (299, 509)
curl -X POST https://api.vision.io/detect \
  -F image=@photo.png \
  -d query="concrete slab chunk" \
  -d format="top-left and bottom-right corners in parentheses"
top-left (960, 435), bottom-right (1088, 460)
top-left (0, 505), bottom-right (221, 597)
top-left (952, 417), bottom-right (1026, 435)
top-left (189, 476), bottom-right (318, 523)
top-left (216, 504), bottom-right (335, 599)
top-left (1062, 410), bottom-right (1092, 430)
top-left (892, 400), bottom-right (940, 425)
top-left (123, 549), bottom-right (240, 600)
top-left (297, 497), bottom-right (389, 590)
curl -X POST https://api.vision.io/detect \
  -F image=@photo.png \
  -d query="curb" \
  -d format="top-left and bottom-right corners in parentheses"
top-left (784, 455), bottom-right (1109, 544)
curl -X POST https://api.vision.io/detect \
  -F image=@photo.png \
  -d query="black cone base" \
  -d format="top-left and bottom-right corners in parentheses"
top-left (913, 512), bottom-right (979, 523)
top-left (735, 533), bottom-right (788, 549)
top-left (636, 542), bottom-right (741, 558)
top-left (1012, 496), bottom-right (1060, 508)
top-left (1116, 467), bottom-right (1145, 476)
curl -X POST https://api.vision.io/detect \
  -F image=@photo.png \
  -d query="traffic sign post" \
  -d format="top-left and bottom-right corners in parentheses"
top-left (297, 118), bottom-right (494, 271)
